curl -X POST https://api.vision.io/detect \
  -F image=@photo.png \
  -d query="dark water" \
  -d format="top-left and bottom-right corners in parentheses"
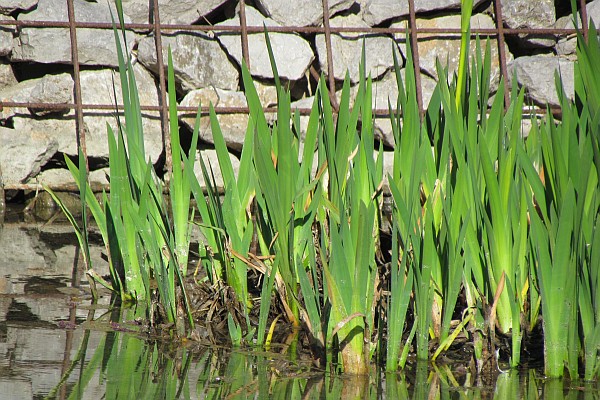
top-left (1, 207), bottom-right (600, 399)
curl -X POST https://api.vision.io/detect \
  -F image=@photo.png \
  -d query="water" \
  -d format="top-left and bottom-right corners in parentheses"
top-left (2, 205), bottom-right (600, 399)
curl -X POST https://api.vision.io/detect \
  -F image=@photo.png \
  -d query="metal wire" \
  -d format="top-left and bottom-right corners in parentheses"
top-left (0, 0), bottom-right (588, 169)
top-left (66, 0), bottom-right (88, 172)
top-left (152, 0), bottom-right (171, 175)
top-left (408, 0), bottom-right (423, 120)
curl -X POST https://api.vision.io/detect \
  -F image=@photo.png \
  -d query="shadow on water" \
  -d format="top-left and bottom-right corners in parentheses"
top-left (2, 205), bottom-right (600, 399)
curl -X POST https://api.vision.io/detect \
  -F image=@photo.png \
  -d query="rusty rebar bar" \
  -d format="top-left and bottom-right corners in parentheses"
top-left (1, 100), bottom-right (562, 117)
top-left (493, 0), bottom-right (510, 109)
top-left (152, 0), bottom-right (172, 176)
top-left (322, 0), bottom-right (339, 111)
top-left (239, 0), bottom-right (251, 69)
top-left (0, 18), bottom-right (582, 37)
top-left (408, 0), bottom-right (424, 119)
top-left (580, 0), bottom-right (589, 41)
top-left (66, 0), bottom-right (88, 173)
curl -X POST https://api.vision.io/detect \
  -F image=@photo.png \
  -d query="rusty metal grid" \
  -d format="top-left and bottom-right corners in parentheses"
top-left (0, 0), bottom-right (591, 192)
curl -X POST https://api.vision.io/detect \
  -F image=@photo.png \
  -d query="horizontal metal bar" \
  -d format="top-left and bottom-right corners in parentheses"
top-left (0, 100), bottom-right (561, 117)
top-left (0, 19), bottom-right (583, 37)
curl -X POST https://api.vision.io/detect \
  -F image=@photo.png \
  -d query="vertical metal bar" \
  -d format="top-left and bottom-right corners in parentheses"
top-left (493, 0), bottom-right (510, 109)
top-left (66, 0), bottom-right (88, 173)
top-left (407, 0), bottom-right (423, 120)
top-left (239, 0), bottom-right (250, 69)
top-left (0, 162), bottom-right (4, 223)
top-left (579, 0), bottom-right (589, 41)
top-left (322, 0), bottom-right (339, 111)
top-left (152, 0), bottom-right (171, 177)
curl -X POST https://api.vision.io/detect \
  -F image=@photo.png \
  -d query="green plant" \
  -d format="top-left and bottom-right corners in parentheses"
top-left (44, 0), bottom-right (600, 379)
top-left (189, 100), bottom-right (256, 337)
top-left (46, 1), bottom-right (194, 335)
top-left (247, 32), bottom-right (322, 329)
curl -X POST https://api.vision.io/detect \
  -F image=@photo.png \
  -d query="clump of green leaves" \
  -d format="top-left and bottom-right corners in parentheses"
top-left (48, 0), bottom-right (600, 379)
top-left (46, 0), bottom-right (194, 335)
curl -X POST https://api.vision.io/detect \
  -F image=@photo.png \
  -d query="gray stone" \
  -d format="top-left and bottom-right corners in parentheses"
top-left (508, 55), bottom-right (574, 107)
top-left (79, 65), bottom-right (158, 106)
top-left (180, 87), bottom-right (247, 149)
top-left (501, 0), bottom-right (556, 47)
top-left (361, 0), bottom-right (464, 26)
top-left (392, 14), bottom-right (512, 90)
top-left (398, 69), bottom-right (438, 110)
top-left (121, 0), bottom-right (228, 25)
top-left (179, 82), bottom-right (277, 151)
top-left (0, 0), bottom-right (37, 14)
top-left (78, 64), bottom-right (163, 162)
top-left (289, 69), bottom-right (436, 147)
top-left (0, 15), bottom-right (15, 56)
top-left (11, 0), bottom-right (135, 66)
top-left (194, 149), bottom-right (240, 190)
top-left (0, 73), bottom-right (73, 119)
top-left (138, 31), bottom-right (239, 92)
top-left (0, 59), bottom-right (17, 90)
top-left (0, 65), bottom-right (162, 166)
top-left (10, 115), bottom-right (162, 163)
top-left (315, 14), bottom-right (400, 83)
top-left (254, 0), bottom-right (355, 26)
top-left (254, 80), bottom-right (279, 107)
top-left (5, 64), bottom-right (163, 162)
top-left (371, 70), bottom-right (437, 146)
top-left (180, 85), bottom-right (277, 151)
top-left (556, 0), bottom-right (600, 57)
top-left (216, 7), bottom-right (314, 81)
top-left (339, 68), bottom-right (437, 111)
top-left (289, 96), bottom-right (317, 141)
top-left (0, 126), bottom-right (58, 184)
top-left (32, 167), bottom-right (109, 188)
top-left (381, 150), bottom-right (394, 189)
top-left (11, 116), bottom-right (74, 159)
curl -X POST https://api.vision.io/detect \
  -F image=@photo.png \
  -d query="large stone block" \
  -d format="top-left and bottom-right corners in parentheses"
top-left (361, 0), bottom-right (465, 26)
top-left (254, 0), bottom-right (355, 26)
top-left (138, 31), bottom-right (239, 92)
top-left (508, 55), bottom-right (574, 107)
top-left (0, 15), bottom-right (14, 56)
top-left (315, 14), bottom-right (400, 83)
top-left (216, 7), bottom-right (314, 81)
top-left (392, 14), bottom-right (512, 90)
top-left (501, 0), bottom-right (556, 47)
top-left (180, 83), bottom-right (277, 151)
top-left (0, 59), bottom-right (17, 90)
top-left (0, 0), bottom-right (37, 14)
top-left (0, 126), bottom-right (58, 185)
top-left (0, 73), bottom-right (73, 119)
top-left (555, 0), bottom-right (600, 57)
top-left (11, 0), bottom-right (135, 66)
top-left (121, 0), bottom-right (229, 25)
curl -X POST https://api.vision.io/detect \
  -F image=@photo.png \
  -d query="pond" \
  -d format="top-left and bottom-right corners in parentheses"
top-left (1, 204), bottom-right (599, 399)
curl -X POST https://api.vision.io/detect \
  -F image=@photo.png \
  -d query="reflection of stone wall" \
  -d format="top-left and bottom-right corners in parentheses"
top-left (0, 0), bottom-right (596, 200)
top-left (0, 223), bottom-right (109, 398)
top-left (0, 326), bottom-right (106, 398)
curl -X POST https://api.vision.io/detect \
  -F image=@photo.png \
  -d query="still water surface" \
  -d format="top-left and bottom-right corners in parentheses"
top-left (1, 209), bottom-right (599, 399)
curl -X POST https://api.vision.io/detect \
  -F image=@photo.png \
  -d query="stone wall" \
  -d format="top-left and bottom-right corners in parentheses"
top-left (0, 0), bottom-right (596, 209)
